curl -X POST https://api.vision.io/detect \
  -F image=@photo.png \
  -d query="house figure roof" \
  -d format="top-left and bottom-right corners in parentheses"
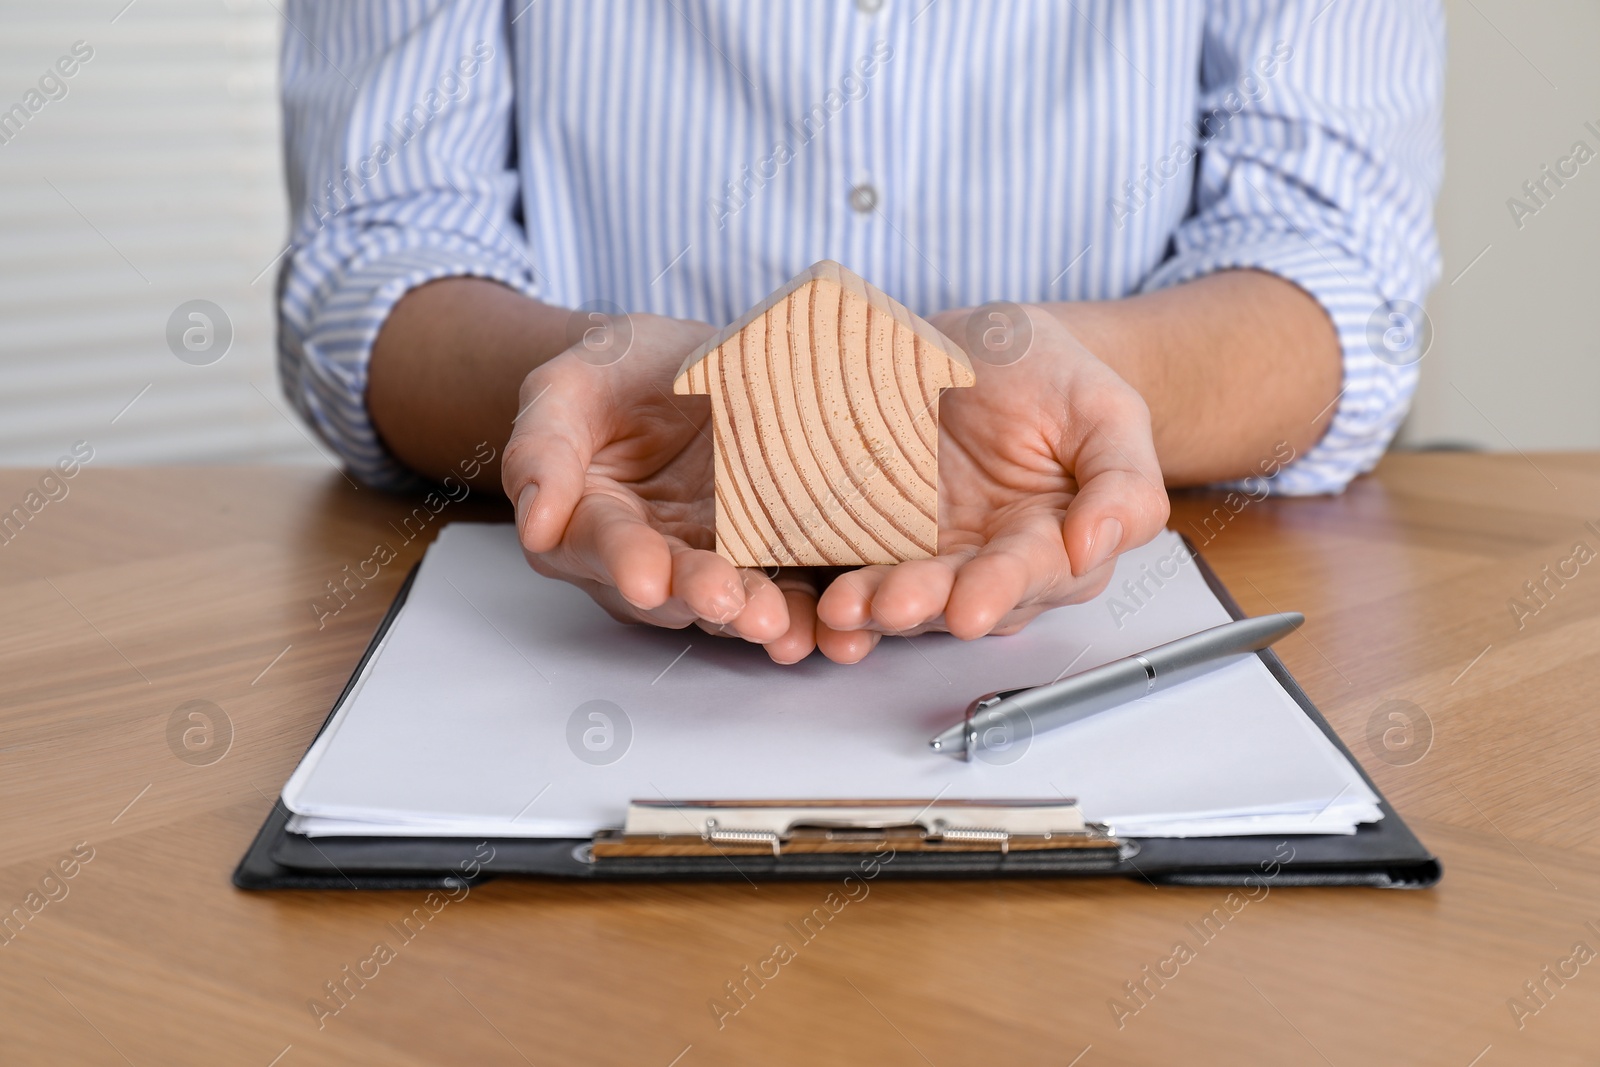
top-left (674, 260), bottom-right (974, 567)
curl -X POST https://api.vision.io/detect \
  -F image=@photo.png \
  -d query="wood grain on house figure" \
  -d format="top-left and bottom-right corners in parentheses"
top-left (675, 261), bottom-right (974, 567)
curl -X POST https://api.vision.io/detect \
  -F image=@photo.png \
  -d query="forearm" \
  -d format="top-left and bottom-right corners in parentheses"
top-left (1040, 270), bottom-right (1343, 487)
top-left (368, 278), bottom-right (574, 490)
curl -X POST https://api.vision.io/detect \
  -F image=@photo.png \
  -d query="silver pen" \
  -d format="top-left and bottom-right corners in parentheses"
top-left (928, 612), bottom-right (1305, 761)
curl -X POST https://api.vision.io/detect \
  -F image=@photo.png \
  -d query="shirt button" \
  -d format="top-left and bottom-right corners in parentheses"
top-left (856, 0), bottom-right (883, 13)
top-left (849, 182), bottom-right (878, 213)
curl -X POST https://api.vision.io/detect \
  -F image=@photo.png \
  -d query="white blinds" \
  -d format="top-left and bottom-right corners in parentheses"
top-left (0, 0), bottom-right (325, 468)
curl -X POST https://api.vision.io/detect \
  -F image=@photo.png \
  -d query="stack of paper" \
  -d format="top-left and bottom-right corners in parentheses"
top-left (282, 524), bottom-right (1381, 839)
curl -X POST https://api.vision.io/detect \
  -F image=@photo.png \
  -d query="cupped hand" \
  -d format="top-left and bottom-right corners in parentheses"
top-left (812, 304), bottom-right (1170, 662)
top-left (502, 312), bottom-right (822, 663)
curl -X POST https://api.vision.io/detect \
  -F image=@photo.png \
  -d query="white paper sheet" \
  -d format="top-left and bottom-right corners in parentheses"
top-left (282, 524), bottom-right (1379, 838)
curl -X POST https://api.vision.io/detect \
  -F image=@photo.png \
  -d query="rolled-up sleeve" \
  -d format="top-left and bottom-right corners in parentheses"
top-left (276, 0), bottom-right (536, 489)
top-left (1140, 0), bottom-right (1445, 494)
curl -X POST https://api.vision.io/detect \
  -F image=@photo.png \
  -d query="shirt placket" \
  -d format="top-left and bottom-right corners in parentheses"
top-left (826, 0), bottom-right (891, 280)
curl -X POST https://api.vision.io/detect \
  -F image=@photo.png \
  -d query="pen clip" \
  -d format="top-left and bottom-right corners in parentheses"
top-left (958, 687), bottom-right (1037, 763)
top-left (964, 686), bottom-right (1033, 717)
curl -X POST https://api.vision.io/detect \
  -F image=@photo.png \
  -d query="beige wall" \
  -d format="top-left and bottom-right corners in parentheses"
top-left (1403, 0), bottom-right (1600, 451)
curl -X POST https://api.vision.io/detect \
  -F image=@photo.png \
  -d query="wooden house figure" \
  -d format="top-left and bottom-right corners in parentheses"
top-left (674, 260), bottom-right (975, 568)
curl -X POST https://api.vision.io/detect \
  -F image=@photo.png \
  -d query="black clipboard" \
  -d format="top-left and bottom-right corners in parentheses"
top-left (234, 543), bottom-right (1440, 891)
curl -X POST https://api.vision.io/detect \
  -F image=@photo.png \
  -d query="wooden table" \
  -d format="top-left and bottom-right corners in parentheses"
top-left (2, 455), bottom-right (1598, 1065)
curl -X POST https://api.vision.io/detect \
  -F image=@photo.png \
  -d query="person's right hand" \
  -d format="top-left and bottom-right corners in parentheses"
top-left (502, 312), bottom-right (821, 663)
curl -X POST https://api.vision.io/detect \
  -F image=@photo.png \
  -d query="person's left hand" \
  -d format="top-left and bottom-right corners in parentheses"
top-left (811, 304), bottom-right (1170, 662)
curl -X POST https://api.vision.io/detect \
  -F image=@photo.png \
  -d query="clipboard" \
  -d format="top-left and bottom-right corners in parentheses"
top-left (234, 542), bottom-right (1440, 891)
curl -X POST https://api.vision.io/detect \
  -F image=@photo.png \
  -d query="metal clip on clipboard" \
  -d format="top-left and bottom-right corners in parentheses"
top-left (590, 798), bottom-right (1128, 860)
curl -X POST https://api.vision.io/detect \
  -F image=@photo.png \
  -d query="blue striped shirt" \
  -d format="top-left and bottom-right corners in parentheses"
top-left (277, 0), bottom-right (1444, 494)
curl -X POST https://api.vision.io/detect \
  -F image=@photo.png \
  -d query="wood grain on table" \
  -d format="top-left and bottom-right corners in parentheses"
top-left (1, 456), bottom-right (1597, 1065)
